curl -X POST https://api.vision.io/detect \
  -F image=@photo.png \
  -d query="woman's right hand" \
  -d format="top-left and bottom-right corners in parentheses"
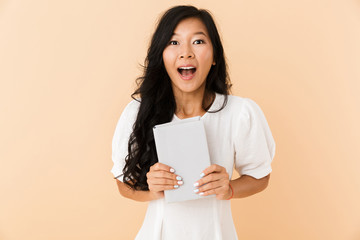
top-left (146, 162), bottom-right (183, 200)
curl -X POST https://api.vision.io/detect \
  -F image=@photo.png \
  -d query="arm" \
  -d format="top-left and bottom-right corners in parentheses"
top-left (115, 162), bottom-right (182, 202)
top-left (230, 173), bottom-right (270, 199)
top-left (115, 179), bottom-right (161, 202)
top-left (194, 164), bottom-right (270, 200)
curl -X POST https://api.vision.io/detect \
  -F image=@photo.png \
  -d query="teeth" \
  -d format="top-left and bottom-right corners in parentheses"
top-left (179, 66), bottom-right (195, 70)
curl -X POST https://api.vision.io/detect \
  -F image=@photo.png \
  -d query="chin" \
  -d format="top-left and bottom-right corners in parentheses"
top-left (173, 85), bottom-right (205, 95)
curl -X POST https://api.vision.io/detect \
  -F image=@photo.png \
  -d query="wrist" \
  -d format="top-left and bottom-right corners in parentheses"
top-left (149, 190), bottom-right (164, 201)
top-left (226, 183), bottom-right (234, 200)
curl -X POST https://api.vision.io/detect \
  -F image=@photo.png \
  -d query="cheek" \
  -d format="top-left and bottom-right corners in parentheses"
top-left (197, 48), bottom-right (214, 65)
top-left (162, 49), bottom-right (177, 71)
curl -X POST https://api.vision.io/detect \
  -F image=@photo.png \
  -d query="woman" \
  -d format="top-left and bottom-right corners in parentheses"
top-left (111, 5), bottom-right (276, 240)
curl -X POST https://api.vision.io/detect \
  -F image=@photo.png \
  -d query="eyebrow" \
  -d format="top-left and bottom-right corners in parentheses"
top-left (172, 31), bottom-right (207, 37)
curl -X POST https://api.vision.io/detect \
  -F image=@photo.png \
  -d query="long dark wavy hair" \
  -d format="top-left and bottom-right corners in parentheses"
top-left (122, 5), bottom-right (232, 190)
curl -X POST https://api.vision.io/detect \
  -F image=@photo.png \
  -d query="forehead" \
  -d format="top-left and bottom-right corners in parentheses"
top-left (172, 17), bottom-right (209, 36)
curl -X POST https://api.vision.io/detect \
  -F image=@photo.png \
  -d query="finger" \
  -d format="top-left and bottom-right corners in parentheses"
top-left (193, 173), bottom-right (223, 187)
top-left (150, 182), bottom-right (182, 192)
top-left (150, 162), bottom-right (175, 173)
top-left (148, 170), bottom-right (182, 181)
top-left (200, 164), bottom-right (224, 177)
top-left (198, 185), bottom-right (227, 197)
top-left (147, 171), bottom-right (183, 185)
top-left (148, 177), bottom-right (183, 186)
top-left (195, 179), bottom-right (228, 193)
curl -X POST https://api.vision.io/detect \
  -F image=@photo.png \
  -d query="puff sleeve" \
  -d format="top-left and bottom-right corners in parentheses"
top-left (110, 100), bottom-right (140, 182)
top-left (234, 98), bottom-right (276, 179)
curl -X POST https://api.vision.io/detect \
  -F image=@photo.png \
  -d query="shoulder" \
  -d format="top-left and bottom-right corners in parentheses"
top-left (120, 98), bottom-right (141, 118)
top-left (220, 94), bottom-right (261, 119)
top-left (226, 94), bottom-right (258, 107)
top-left (124, 98), bottom-right (141, 112)
top-left (114, 98), bottom-right (141, 130)
top-left (218, 95), bottom-right (271, 133)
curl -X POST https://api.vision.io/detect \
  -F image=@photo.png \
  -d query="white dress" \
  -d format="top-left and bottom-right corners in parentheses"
top-left (111, 93), bottom-right (276, 240)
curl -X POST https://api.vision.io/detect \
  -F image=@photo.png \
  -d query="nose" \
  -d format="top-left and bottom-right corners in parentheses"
top-left (179, 44), bottom-right (194, 59)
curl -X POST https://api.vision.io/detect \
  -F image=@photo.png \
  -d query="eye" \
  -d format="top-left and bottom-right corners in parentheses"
top-left (193, 39), bottom-right (204, 44)
top-left (169, 40), bottom-right (179, 45)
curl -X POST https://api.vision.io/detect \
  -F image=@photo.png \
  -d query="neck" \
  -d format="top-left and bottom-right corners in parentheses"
top-left (173, 90), bottom-right (215, 119)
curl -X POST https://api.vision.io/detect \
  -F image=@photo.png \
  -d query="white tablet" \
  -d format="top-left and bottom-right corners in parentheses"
top-left (153, 117), bottom-right (212, 203)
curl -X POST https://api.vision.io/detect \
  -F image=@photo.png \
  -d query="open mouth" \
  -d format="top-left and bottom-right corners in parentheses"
top-left (177, 66), bottom-right (197, 77)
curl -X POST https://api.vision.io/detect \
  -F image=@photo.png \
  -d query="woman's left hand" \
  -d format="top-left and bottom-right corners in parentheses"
top-left (194, 164), bottom-right (232, 200)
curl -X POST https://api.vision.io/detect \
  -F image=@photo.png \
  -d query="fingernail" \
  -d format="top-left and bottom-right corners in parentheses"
top-left (170, 168), bottom-right (175, 173)
top-left (199, 192), bottom-right (204, 196)
top-left (177, 181), bottom-right (183, 185)
top-left (174, 185), bottom-right (179, 188)
top-left (176, 176), bottom-right (182, 181)
top-left (200, 172), bottom-right (205, 177)
top-left (193, 182), bottom-right (199, 187)
top-left (193, 189), bottom-right (199, 193)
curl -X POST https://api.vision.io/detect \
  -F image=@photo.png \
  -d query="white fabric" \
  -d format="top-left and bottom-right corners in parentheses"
top-left (111, 93), bottom-right (276, 240)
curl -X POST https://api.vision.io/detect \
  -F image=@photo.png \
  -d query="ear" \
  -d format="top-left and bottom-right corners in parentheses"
top-left (212, 61), bottom-right (216, 65)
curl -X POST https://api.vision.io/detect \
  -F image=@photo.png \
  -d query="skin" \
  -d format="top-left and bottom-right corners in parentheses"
top-left (162, 17), bottom-right (216, 119)
top-left (116, 17), bottom-right (270, 201)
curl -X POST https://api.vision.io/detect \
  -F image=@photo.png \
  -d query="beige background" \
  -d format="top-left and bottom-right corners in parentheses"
top-left (1, 0), bottom-right (359, 239)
